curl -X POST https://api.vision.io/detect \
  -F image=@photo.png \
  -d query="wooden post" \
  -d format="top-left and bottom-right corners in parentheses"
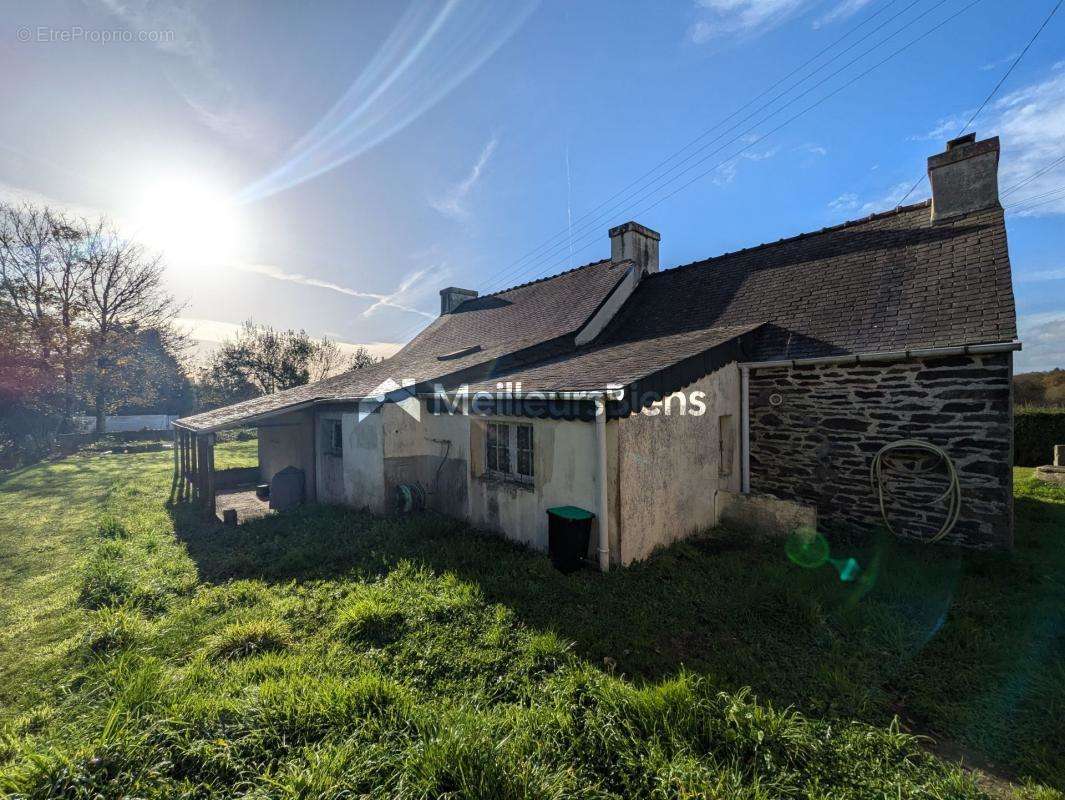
top-left (191, 433), bottom-right (199, 503)
top-left (178, 430), bottom-right (187, 501)
top-left (205, 433), bottom-right (217, 520)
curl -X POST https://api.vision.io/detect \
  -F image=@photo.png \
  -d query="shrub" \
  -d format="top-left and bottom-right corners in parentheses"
top-left (1015, 406), bottom-right (1065, 466)
top-left (81, 608), bottom-right (147, 656)
top-left (78, 558), bottom-right (137, 610)
top-left (205, 619), bottom-right (294, 661)
top-left (96, 516), bottom-right (130, 539)
top-left (331, 595), bottom-right (405, 647)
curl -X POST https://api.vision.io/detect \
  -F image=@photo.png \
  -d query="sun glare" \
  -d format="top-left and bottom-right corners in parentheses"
top-left (134, 176), bottom-right (243, 267)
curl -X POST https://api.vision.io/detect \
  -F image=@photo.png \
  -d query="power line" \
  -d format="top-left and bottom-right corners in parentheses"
top-left (395, 0), bottom-right (984, 345)
top-left (481, 0), bottom-right (956, 295)
top-left (479, 0), bottom-right (919, 293)
top-left (389, 0), bottom-right (934, 344)
top-left (487, 0), bottom-right (981, 296)
top-left (1005, 183), bottom-right (1065, 212)
top-left (897, 0), bottom-right (1064, 205)
top-left (1001, 152), bottom-right (1065, 197)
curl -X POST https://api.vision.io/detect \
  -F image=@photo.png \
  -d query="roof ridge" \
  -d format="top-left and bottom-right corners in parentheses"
top-left (480, 257), bottom-right (612, 299)
top-left (650, 198), bottom-right (935, 279)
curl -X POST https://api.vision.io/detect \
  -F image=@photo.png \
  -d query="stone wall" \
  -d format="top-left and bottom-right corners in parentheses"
top-left (748, 353), bottom-right (1012, 548)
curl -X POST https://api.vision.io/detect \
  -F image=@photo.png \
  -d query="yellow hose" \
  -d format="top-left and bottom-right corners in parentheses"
top-left (869, 440), bottom-right (961, 544)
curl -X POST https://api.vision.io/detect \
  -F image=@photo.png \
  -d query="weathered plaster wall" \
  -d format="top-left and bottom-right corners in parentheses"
top-left (615, 364), bottom-right (741, 564)
top-left (382, 403), bottom-right (470, 519)
top-left (334, 405), bottom-right (386, 512)
top-left (748, 353), bottom-right (1013, 548)
top-left (257, 410), bottom-right (316, 501)
top-left (467, 415), bottom-right (602, 554)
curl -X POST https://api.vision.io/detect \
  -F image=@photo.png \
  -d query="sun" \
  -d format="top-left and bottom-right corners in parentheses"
top-left (133, 176), bottom-right (243, 266)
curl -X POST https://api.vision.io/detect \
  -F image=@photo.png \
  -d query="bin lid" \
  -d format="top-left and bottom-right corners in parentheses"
top-left (547, 505), bottom-right (595, 521)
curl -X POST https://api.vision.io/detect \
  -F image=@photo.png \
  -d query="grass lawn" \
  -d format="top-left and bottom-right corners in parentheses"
top-left (0, 445), bottom-right (1062, 798)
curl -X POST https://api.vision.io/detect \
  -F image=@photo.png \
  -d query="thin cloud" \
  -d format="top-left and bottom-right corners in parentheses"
top-left (813, 0), bottom-right (874, 29)
top-left (980, 52), bottom-right (1020, 71)
top-left (826, 181), bottom-right (912, 216)
top-left (429, 137), bottom-right (498, 219)
top-left (689, 0), bottom-right (808, 43)
top-left (1016, 267), bottom-right (1065, 283)
top-left (905, 69), bottom-right (1065, 217)
top-left (1016, 312), bottom-right (1065, 372)
top-left (689, 0), bottom-right (867, 43)
top-left (91, 0), bottom-right (271, 148)
top-left (234, 263), bottom-right (437, 319)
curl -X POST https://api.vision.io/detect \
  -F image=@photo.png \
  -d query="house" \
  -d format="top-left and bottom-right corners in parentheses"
top-left (175, 133), bottom-right (1019, 565)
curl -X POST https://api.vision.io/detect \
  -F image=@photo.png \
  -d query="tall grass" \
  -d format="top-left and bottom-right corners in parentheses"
top-left (0, 448), bottom-right (1063, 797)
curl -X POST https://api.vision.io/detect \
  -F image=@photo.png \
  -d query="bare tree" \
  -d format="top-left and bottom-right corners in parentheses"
top-left (0, 203), bottom-right (58, 367)
top-left (43, 210), bottom-right (88, 428)
top-left (309, 339), bottom-right (380, 382)
top-left (77, 218), bottom-right (180, 434)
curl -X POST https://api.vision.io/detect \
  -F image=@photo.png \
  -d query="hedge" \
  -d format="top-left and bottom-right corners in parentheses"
top-left (1015, 406), bottom-right (1065, 466)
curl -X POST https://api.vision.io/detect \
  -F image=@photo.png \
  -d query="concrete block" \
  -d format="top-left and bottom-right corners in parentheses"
top-left (1035, 465), bottom-right (1065, 487)
top-left (717, 491), bottom-right (817, 537)
top-left (1055, 444), bottom-right (1064, 468)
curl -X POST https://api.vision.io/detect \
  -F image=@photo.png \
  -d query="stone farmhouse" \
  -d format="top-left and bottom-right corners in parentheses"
top-left (175, 133), bottom-right (1018, 567)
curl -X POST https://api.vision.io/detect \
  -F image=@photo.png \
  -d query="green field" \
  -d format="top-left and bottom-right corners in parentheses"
top-left (0, 442), bottom-right (1062, 798)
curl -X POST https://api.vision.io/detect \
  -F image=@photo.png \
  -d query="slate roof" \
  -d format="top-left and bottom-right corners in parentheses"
top-left (177, 200), bottom-right (1016, 431)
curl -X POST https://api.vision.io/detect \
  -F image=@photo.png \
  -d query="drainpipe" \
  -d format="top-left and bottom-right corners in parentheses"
top-left (594, 396), bottom-right (610, 572)
top-left (740, 366), bottom-right (751, 494)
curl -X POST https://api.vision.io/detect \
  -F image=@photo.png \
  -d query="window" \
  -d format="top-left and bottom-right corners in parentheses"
top-left (486, 422), bottom-right (509, 473)
top-left (485, 422), bottom-right (534, 482)
top-left (323, 419), bottom-right (343, 457)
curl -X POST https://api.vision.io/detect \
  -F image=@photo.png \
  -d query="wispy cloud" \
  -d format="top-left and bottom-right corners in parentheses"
top-left (827, 181), bottom-right (912, 216)
top-left (713, 138), bottom-right (780, 184)
top-left (980, 52), bottom-right (1019, 72)
top-left (429, 136), bottom-right (498, 220)
top-left (233, 263), bottom-right (439, 319)
top-left (1016, 311), bottom-right (1065, 372)
top-left (689, 0), bottom-right (866, 42)
top-left (813, 0), bottom-right (874, 29)
top-left (90, 0), bottom-right (271, 148)
top-left (905, 68), bottom-right (1065, 217)
top-left (689, 0), bottom-right (807, 42)
top-left (1015, 267), bottom-right (1065, 283)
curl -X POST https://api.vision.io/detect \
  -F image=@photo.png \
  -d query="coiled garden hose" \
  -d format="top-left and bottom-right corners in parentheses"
top-left (869, 440), bottom-right (961, 544)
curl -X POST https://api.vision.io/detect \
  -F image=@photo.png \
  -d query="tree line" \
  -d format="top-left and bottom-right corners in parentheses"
top-left (0, 201), bottom-right (378, 467)
top-left (1014, 369), bottom-right (1065, 407)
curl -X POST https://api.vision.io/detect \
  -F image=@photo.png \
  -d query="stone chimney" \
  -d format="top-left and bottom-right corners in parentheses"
top-left (927, 133), bottom-right (1000, 223)
top-left (609, 221), bottom-right (660, 274)
top-left (439, 287), bottom-right (478, 315)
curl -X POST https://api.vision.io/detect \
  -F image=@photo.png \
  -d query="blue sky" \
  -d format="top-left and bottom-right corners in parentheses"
top-left (2, 0), bottom-right (1063, 370)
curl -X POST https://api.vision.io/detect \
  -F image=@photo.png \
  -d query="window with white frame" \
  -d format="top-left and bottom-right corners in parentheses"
top-left (485, 421), bottom-right (534, 482)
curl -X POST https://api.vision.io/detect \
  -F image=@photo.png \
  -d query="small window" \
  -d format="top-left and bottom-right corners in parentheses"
top-left (485, 421), bottom-right (534, 483)
top-left (324, 419), bottom-right (343, 457)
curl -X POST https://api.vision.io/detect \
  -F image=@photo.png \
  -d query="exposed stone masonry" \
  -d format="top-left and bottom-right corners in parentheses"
top-left (748, 353), bottom-right (1012, 548)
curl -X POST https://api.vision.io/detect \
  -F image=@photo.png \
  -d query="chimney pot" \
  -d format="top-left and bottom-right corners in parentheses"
top-left (927, 133), bottom-right (1000, 223)
top-left (608, 220), bottom-right (661, 274)
top-left (439, 286), bottom-right (478, 315)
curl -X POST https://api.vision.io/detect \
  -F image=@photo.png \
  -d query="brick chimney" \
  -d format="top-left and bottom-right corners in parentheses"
top-left (927, 133), bottom-right (1000, 223)
top-left (609, 221), bottom-right (660, 274)
top-left (439, 287), bottom-right (477, 315)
